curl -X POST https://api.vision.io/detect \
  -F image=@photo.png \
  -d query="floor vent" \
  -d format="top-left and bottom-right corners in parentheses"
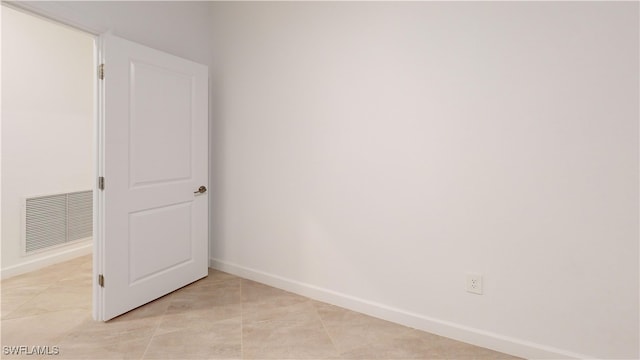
top-left (24, 190), bottom-right (92, 254)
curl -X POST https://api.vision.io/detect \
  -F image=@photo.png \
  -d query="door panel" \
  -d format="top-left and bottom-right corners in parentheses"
top-left (130, 60), bottom-right (193, 186)
top-left (128, 202), bottom-right (193, 284)
top-left (99, 34), bottom-right (208, 321)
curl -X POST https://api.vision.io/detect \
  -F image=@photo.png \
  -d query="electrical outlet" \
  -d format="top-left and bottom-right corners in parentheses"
top-left (466, 273), bottom-right (483, 295)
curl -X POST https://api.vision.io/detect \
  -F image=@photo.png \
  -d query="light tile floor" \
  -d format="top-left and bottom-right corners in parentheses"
top-left (1, 256), bottom-right (522, 360)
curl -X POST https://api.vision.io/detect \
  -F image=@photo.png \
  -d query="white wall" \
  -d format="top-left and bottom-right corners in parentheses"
top-left (1, 6), bottom-right (94, 277)
top-left (209, 2), bottom-right (639, 359)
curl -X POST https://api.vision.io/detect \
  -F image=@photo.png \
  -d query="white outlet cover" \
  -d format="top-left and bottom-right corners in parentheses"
top-left (466, 273), bottom-right (483, 295)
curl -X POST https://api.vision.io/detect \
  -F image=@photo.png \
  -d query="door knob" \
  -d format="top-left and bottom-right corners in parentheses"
top-left (194, 185), bottom-right (207, 194)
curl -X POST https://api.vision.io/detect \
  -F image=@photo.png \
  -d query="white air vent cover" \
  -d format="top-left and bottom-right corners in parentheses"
top-left (24, 190), bottom-right (92, 254)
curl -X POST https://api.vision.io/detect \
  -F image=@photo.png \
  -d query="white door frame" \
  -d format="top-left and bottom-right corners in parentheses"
top-left (5, 2), bottom-right (111, 321)
top-left (93, 34), bottom-right (105, 322)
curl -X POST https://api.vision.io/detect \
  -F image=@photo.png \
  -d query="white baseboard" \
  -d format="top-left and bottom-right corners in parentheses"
top-left (1, 242), bottom-right (92, 280)
top-left (210, 257), bottom-right (592, 360)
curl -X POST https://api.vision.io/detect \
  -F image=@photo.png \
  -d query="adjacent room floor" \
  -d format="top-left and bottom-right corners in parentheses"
top-left (1, 256), bottom-right (521, 359)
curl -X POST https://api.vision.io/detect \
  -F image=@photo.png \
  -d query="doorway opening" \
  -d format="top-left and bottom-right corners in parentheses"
top-left (1, 5), bottom-right (97, 281)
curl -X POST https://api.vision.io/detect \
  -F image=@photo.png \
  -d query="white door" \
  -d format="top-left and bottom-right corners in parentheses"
top-left (96, 34), bottom-right (209, 321)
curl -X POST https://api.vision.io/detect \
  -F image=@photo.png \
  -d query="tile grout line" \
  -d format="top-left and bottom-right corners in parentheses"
top-left (1, 294), bottom-right (42, 321)
top-left (0, 272), bottom-right (85, 321)
top-left (2, 256), bottom-right (91, 292)
top-left (313, 302), bottom-right (341, 359)
top-left (240, 278), bottom-right (244, 360)
top-left (139, 297), bottom-right (172, 359)
top-left (1, 270), bottom-right (76, 321)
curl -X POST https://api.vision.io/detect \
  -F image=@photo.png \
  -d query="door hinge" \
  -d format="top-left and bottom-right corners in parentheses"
top-left (98, 64), bottom-right (104, 80)
top-left (98, 176), bottom-right (105, 190)
top-left (98, 274), bottom-right (105, 287)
